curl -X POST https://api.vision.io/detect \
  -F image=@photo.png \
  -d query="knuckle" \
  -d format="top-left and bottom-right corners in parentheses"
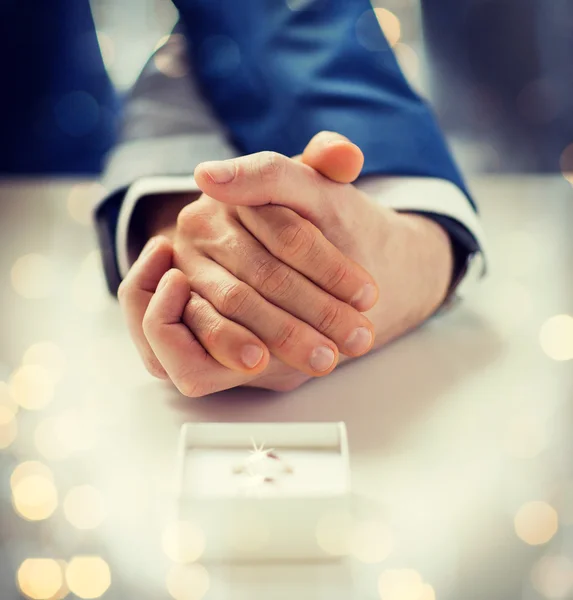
top-left (273, 321), bottom-right (299, 351)
top-left (177, 205), bottom-right (213, 238)
top-left (184, 292), bottom-right (207, 324)
top-left (203, 320), bottom-right (226, 348)
top-left (258, 151), bottom-right (284, 183)
top-left (322, 260), bottom-right (349, 291)
top-left (253, 259), bottom-right (294, 298)
top-left (315, 302), bottom-right (343, 335)
top-left (276, 221), bottom-right (314, 259)
top-left (219, 282), bottom-right (253, 319)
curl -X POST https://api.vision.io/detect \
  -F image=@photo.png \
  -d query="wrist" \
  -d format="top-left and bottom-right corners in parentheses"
top-left (368, 211), bottom-right (454, 347)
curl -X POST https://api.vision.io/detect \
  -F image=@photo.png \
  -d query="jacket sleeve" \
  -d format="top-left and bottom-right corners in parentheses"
top-left (97, 1), bottom-right (484, 294)
top-left (94, 26), bottom-right (238, 294)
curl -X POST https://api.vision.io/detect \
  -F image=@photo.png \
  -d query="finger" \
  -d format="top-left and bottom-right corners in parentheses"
top-left (202, 223), bottom-right (375, 354)
top-left (183, 292), bottom-right (270, 374)
top-left (236, 205), bottom-right (379, 312)
top-left (300, 131), bottom-right (364, 183)
top-left (143, 269), bottom-right (249, 397)
top-left (185, 257), bottom-right (340, 376)
top-left (194, 151), bottom-right (335, 227)
top-left (117, 236), bottom-right (173, 379)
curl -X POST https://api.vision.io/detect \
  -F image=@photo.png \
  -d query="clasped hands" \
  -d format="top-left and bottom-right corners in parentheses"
top-left (118, 132), bottom-right (454, 396)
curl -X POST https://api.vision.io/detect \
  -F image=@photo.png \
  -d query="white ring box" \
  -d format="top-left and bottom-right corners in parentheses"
top-left (176, 422), bottom-right (351, 562)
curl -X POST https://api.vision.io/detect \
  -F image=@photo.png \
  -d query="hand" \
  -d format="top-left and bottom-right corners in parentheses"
top-left (194, 143), bottom-right (454, 349)
top-left (119, 133), bottom-right (379, 395)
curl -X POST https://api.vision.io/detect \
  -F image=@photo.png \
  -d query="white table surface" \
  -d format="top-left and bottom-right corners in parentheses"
top-left (0, 176), bottom-right (572, 600)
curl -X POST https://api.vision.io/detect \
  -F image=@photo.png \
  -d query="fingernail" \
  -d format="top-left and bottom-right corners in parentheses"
top-left (345, 327), bottom-right (373, 355)
top-left (351, 283), bottom-right (378, 311)
top-left (310, 346), bottom-right (336, 372)
top-left (319, 131), bottom-right (349, 145)
top-left (241, 344), bottom-right (264, 369)
top-left (157, 271), bottom-right (171, 292)
top-left (202, 160), bottom-right (236, 184)
top-left (140, 237), bottom-right (158, 259)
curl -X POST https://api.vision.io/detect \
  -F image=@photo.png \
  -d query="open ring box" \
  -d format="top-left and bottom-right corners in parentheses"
top-left (176, 422), bottom-right (351, 562)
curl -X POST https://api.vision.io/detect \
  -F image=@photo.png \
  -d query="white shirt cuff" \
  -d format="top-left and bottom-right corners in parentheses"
top-left (355, 176), bottom-right (489, 298)
top-left (116, 175), bottom-right (201, 278)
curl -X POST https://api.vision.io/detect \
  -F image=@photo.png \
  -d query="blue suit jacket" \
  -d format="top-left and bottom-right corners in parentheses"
top-left (0, 0), bottom-right (117, 174)
top-left (2, 0), bottom-right (478, 292)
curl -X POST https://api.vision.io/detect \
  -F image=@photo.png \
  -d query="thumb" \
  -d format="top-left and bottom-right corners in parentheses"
top-left (295, 131), bottom-right (364, 183)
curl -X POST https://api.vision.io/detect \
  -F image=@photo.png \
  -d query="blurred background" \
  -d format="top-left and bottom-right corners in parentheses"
top-left (1, 1), bottom-right (573, 600)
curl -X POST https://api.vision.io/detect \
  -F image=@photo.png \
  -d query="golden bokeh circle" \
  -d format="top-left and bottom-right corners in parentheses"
top-left (12, 474), bottom-right (59, 522)
top-left (162, 521), bottom-right (206, 563)
top-left (10, 365), bottom-right (55, 410)
top-left (65, 556), bottom-right (111, 599)
top-left (17, 558), bottom-right (64, 600)
top-left (10, 254), bottom-right (56, 299)
top-left (375, 8), bottom-right (401, 48)
top-left (531, 555), bottom-right (573, 599)
top-left (515, 501), bottom-right (559, 545)
top-left (166, 564), bottom-right (210, 600)
top-left (67, 183), bottom-right (106, 226)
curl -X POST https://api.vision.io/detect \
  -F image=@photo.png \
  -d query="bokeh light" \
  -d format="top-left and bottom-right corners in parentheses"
top-left (377, 569), bottom-right (426, 600)
top-left (0, 380), bottom-right (17, 414)
top-left (12, 473), bottom-right (58, 521)
top-left (65, 556), bottom-right (111, 599)
top-left (11, 254), bottom-right (56, 299)
top-left (64, 485), bottom-right (106, 530)
top-left (162, 521), bottom-right (206, 563)
top-left (67, 183), bottom-right (106, 226)
top-left (0, 404), bottom-right (17, 449)
top-left (34, 409), bottom-right (94, 461)
top-left (394, 43), bottom-right (420, 81)
top-left (17, 558), bottom-right (65, 600)
top-left (350, 520), bottom-right (393, 564)
top-left (154, 34), bottom-right (188, 78)
top-left (72, 251), bottom-right (112, 313)
top-left (10, 365), bottom-right (55, 410)
top-left (531, 555), bottom-right (573, 599)
top-left (357, 8), bottom-right (401, 52)
top-left (375, 8), bottom-right (401, 48)
top-left (539, 315), bottom-right (573, 361)
top-left (514, 501), bottom-right (558, 545)
top-left (96, 31), bottom-right (115, 69)
top-left (166, 564), bottom-right (210, 600)
top-left (23, 342), bottom-right (67, 384)
top-left (11, 461), bottom-right (54, 487)
top-left (315, 509), bottom-right (354, 557)
top-left (559, 144), bottom-right (573, 185)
